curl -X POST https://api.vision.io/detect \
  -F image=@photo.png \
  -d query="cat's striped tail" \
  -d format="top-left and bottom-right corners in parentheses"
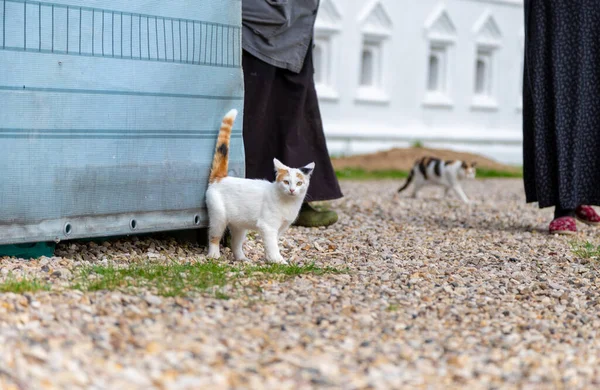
top-left (209, 109), bottom-right (238, 184)
top-left (397, 167), bottom-right (415, 193)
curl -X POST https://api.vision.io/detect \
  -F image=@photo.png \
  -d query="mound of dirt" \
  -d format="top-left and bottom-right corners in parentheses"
top-left (331, 147), bottom-right (519, 172)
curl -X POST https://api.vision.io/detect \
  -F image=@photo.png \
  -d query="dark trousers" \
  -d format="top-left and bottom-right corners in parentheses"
top-left (241, 48), bottom-right (343, 202)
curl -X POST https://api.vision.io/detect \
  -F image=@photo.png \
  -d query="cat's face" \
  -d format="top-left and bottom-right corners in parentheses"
top-left (461, 162), bottom-right (477, 179)
top-left (273, 158), bottom-right (315, 198)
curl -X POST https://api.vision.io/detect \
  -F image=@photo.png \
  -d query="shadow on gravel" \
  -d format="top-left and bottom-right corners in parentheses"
top-left (427, 215), bottom-right (547, 235)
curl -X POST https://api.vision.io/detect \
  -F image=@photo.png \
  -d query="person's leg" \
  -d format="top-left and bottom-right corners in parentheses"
top-left (554, 206), bottom-right (575, 219)
top-left (242, 48), bottom-right (342, 228)
top-left (264, 45), bottom-right (341, 227)
top-left (242, 50), bottom-right (280, 182)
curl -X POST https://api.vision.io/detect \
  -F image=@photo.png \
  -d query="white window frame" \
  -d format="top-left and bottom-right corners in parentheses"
top-left (423, 41), bottom-right (453, 107)
top-left (313, 0), bottom-right (342, 101)
top-left (517, 29), bottom-right (524, 111)
top-left (474, 48), bottom-right (493, 96)
top-left (517, 57), bottom-right (523, 111)
top-left (313, 39), bottom-right (328, 86)
top-left (355, 1), bottom-right (392, 104)
top-left (427, 46), bottom-right (445, 92)
top-left (313, 34), bottom-right (339, 100)
top-left (355, 36), bottom-right (389, 103)
top-left (422, 6), bottom-right (456, 108)
top-left (471, 45), bottom-right (499, 110)
top-left (471, 12), bottom-right (502, 111)
top-left (359, 40), bottom-right (381, 88)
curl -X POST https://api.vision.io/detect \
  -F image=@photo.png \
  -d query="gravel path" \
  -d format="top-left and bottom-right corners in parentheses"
top-left (1, 179), bottom-right (599, 389)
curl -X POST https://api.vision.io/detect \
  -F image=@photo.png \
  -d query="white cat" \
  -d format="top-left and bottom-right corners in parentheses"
top-left (205, 109), bottom-right (315, 264)
top-left (397, 156), bottom-right (476, 203)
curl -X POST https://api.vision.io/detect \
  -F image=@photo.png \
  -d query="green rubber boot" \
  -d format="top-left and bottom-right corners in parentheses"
top-left (293, 203), bottom-right (338, 228)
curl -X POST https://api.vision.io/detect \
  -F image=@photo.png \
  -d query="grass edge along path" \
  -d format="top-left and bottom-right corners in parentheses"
top-left (0, 261), bottom-right (348, 299)
top-left (0, 275), bottom-right (51, 294)
top-left (335, 167), bottom-right (523, 180)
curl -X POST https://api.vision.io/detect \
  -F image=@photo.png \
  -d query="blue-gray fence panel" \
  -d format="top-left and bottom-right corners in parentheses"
top-left (0, 0), bottom-right (244, 245)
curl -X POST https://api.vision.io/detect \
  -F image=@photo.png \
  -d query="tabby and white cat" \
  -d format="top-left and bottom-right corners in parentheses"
top-left (205, 109), bottom-right (315, 264)
top-left (397, 157), bottom-right (477, 203)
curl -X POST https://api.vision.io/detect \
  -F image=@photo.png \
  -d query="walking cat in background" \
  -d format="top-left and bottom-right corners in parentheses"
top-left (205, 109), bottom-right (315, 264)
top-left (397, 157), bottom-right (477, 203)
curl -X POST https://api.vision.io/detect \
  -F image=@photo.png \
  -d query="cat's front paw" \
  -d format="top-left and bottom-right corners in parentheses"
top-left (266, 254), bottom-right (287, 264)
top-left (207, 248), bottom-right (221, 259)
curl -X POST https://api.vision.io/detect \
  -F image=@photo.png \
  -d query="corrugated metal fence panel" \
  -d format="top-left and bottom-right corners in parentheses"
top-left (0, 0), bottom-right (244, 244)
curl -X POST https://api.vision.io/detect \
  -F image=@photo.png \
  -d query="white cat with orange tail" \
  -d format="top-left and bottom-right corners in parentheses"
top-left (205, 109), bottom-right (315, 264)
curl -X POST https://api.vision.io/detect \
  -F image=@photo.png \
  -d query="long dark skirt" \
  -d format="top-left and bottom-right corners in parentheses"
top-left (523, 0), bottom-right (600, 209)
top-left (241, 48), bottom-right (343, 202)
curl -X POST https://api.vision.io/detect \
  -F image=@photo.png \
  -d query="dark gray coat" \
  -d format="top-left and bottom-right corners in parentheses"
top-left (242, 0), bottom-right (319, 73)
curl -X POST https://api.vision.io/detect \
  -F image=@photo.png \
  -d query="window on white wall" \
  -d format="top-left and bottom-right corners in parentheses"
top-left (474, 48), bottom-right (493, 96)
top-left (471, 12), bottom-right (502, 110)
top-left (427, 53), bottom-right (440, 91)
top-left (518, 28), bottom-right (524, 110)
top-left (518, 58), bottom-right (523, 110)
top-left (313, 0), bottom-right (342, 101)
top-left (356, 1), bottom-right (392, 103)
top-left (313, 39), bottom-right (326, 85)
top-left (427, 44), bottom-right (447, 93)
top-left (360, 41), bottom-right (381, 87)
top-left (423, 6), bottom-right (456, 108)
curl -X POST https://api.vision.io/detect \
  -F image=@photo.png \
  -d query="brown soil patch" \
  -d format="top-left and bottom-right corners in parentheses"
top-left (331, 147), bottom-right (519, 172)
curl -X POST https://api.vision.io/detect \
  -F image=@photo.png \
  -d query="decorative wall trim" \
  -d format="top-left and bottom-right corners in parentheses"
top-left (424, 5), bottom-right (457, 43)
top-left (359, 0), bottom-right (392, 38)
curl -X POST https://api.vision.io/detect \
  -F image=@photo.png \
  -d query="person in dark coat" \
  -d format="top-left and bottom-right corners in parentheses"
top-left (523, 0), bottom-right (600, 234)
top-left (241, 0), bottom-right (342, 227)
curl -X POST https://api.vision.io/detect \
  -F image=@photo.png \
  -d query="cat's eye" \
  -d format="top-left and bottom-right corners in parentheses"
top-left (297, 181), bottom-right (303, 186)
top-left (283, 180), bottom-right (289, 185)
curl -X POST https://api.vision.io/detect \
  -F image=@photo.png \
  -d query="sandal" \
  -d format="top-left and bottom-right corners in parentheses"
top-left (575, 205), bottom-right (600, 226)
top-left (549, 216), bottom-right (577, 235)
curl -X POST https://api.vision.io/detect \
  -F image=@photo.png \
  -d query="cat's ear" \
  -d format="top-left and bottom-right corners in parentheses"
top-left (273, 158), bottom-right (288, 172)
top-left (300, 162), bottom-right (315, 176)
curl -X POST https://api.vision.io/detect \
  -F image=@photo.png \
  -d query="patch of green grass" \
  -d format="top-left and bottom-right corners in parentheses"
top-left (475, 167), bottom-right (523, 178)
top-left (386, 304), bottom-right (400, 312)
top-left (246, 262), bottom-right (348, 277)
top-left (72, 261), bottom-right (232, 298)
top-left (71, 260), bottom-right (347, 297)
top-left (335, 167), bottom-right (523, 180)
top-left (411, 140), bottom-right (424, 148)
top-left (0, 276), bottom-right (50, 294)
top-left (571, 242), bottom-right (600, 259)
top-left (335, 168), bottom-right (409, 180)
top-left (571, 242), bottom-right (600, 271)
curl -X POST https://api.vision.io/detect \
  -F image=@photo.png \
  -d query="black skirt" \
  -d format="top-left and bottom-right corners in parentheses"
top-left (523, 0), bottom-right (600, 209)
top-left (241, 47), bottom-right (343, 202)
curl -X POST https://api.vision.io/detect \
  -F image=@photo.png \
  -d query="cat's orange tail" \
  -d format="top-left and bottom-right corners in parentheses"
top-left (209, 109), bottom-right (238, 184)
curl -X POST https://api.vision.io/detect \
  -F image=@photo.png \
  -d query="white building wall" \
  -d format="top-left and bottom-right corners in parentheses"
top-left (314, 0), bottom-right (524, 165)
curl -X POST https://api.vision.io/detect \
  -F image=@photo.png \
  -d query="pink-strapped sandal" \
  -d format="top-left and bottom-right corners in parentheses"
top-left (575, 205), bottom-right (600, 226)
top-left (549, 216), bottom-right (577, 235)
